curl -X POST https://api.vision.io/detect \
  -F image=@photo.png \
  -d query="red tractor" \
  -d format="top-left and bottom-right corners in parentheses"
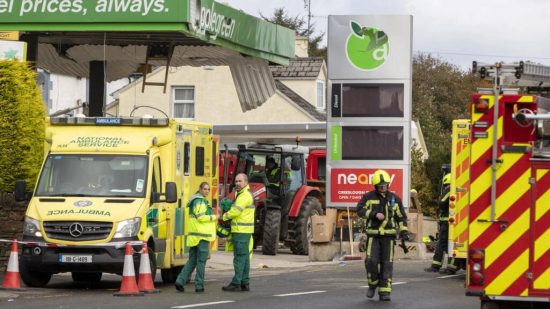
top-left (221, 144), bottom-right (323, 255)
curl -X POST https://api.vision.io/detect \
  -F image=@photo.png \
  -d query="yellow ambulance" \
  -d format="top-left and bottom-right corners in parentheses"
top-left (15, 116), bottom-right (217, 287)
top-left (447, 119), bottom-right (471, 268)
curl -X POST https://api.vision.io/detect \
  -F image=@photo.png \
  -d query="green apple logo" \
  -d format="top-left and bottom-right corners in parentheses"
top-left (346, 21), bottom-right (389, 71)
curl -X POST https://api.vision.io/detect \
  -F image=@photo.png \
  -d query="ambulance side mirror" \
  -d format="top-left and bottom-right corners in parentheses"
top-left (165, 182), bottom-right (177, 203)
top-left (151, 182), bottom-right (177, 203)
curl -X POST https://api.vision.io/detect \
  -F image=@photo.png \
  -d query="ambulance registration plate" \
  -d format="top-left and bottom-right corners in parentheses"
top-left (59, 255), bottom-right (93, 263)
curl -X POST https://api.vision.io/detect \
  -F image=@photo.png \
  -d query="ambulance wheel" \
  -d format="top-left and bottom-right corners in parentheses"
top-left (161, 266), bottom-right (182, 284)
top-left (290, 196), bottom-right (323, 255)
top-left (20, 260), bottom-right (52, 287)
top-left (262, 209), bottom-right (281, 255)
top-left (71, 272), bottom-right (102, 283)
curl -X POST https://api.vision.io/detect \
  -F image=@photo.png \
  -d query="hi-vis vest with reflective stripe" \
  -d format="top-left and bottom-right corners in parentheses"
top-left (358, 191), bottom-right (408, 237)
top-left (223, 185), bottom-right (255, 233)
top-left (438, 186), bottom-right (450, 222)
top-left (187, 194), bottom-right (216, 247)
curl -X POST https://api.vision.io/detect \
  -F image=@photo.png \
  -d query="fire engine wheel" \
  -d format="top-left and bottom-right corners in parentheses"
top-left (262, 209), bottom-right (281, 255)
top-left (71, 272), bottom-right (102, 283)
top-left (480, 301), bottom-right (500, 309)
top-left (19, 260), bottom-right (52, 287)
top-left (290, 196), bottom-right (323, 255)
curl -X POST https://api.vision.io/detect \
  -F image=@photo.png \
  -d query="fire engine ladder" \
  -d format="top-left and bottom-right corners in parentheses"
top-left (141, 44), bottom-right (174, 94)
top-left (472, 61), bottom-right (550, 222)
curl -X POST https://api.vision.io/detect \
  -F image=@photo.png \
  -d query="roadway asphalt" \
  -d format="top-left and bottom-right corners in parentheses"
top-left (0, 247), bottom-right (481, 309)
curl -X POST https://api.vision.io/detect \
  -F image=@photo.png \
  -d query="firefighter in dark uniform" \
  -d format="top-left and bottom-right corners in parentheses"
top-left (357, 169), bottom-right (409, 301)
top-left (425, 173), bottom-right (454, 273)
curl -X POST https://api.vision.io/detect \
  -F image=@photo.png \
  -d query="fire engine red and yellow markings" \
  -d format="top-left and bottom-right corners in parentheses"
top-left (470, 118), bottom-right (503, 165)
top-left (485, 250), bottom-right (529, 296)
top-left (502, 271), bottom-right (529, 297)
top-left (470, 168), bottom-right (531, 247)
top-left (469, 151), bottom-right (526, 226)
top-left (533, 169), bottom-right (550, 291)
top-left (472, 160), bottom-right (533, 295)
top-left (485, 210), bottom-right (530, 268)
top-left (483, 230), bottom-right (528, 283)
top-left (517, 96), bottom-right (535, 103)
top-left (534, 252), bottom-right (550, 290)
top-left (472, 95), bottom-right (496, 123)
top-left (535, 169), bottom-right (550, 222)
top-left (534, 221), bottom-right (550, 262)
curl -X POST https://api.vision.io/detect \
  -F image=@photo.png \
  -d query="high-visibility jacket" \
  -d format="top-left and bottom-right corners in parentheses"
top-left (267, 167), bottom-right (281, 187)
top-left (356, 191), bottom-right (408, 237)
top-left (223, 185), bottom-right (255, 234)
top-left (438, 185), bottom-right (450, 222)
top-left (187, 193), bottom-right (216, 247)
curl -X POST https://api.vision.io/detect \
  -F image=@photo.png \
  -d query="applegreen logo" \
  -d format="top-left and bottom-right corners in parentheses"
top-left (346, 21), bottom-right (389, 71)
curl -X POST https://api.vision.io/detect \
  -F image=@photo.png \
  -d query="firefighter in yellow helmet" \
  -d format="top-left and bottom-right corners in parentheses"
top-left (425, 173), bottom-right (454, 273)
top-left (356, 169), bottom-right (409, 301)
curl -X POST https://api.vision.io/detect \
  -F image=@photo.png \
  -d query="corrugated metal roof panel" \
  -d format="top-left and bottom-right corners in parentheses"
top-left (37, 43), bottom-right (277, 112)
top-left (227, 57), bottom-right (276, 112)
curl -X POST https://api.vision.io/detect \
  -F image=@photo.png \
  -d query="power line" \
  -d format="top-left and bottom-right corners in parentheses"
top-left (414, 50), bottom-right (550, 61)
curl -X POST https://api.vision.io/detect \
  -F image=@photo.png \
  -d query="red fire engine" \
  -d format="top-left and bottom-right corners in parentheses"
top-left (467, 61), bottom-right (550, 308)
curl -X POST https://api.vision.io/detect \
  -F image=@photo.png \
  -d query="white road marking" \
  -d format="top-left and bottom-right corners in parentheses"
top-left (437, 274), bottom-right (462, 279)
top-left (171, 301), bottom-right (235, 308)
top-left (274, 290), bottom-right (326, 297)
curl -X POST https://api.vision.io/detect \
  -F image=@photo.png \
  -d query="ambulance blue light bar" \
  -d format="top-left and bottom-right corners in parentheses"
top-left (50, 116), bottom-right (168, 126)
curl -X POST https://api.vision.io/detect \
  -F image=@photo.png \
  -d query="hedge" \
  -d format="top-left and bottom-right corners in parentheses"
top-left (0, 60), bottom-right (46, 192)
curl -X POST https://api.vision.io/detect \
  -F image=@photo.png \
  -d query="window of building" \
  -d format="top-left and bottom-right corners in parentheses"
top-left (317, 80), bottom-right (325, 109)
top-left (172, 87), bottom-right (195, 118)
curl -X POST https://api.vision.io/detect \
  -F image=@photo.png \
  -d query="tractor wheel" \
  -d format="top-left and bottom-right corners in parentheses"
top-left (290, 196), bottom-right (323, 255)
top-left (262, 209), bottom-right (281, 255)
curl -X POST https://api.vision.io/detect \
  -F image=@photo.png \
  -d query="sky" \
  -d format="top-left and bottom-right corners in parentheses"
top-left (222, 0), bottom-right (550, 71)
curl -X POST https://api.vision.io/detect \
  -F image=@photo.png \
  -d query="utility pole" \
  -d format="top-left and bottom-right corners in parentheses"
top-left (304, 0), bottom-right (312, 36)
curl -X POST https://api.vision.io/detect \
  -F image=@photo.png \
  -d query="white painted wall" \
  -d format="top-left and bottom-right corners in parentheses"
top-left (45, 73), bottom-right (128, 116)
top-left (47, 74), bottom-right (87, 115)
top-left (114, 66), bottom-right (317, 124)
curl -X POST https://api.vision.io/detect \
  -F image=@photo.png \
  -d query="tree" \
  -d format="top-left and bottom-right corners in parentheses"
top-left (261, 7), bottom-right (326, 58)
top-left (0, 60), bottom-right (46, 192)
top-left (411, 53), bottom-right (484, 214)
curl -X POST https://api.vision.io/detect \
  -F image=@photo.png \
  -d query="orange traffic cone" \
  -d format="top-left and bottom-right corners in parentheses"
top-left (137, 242), bottom-right (159, 294)
top-left (114, 242), bottom-right (143, 296)
top-left (1, 240), bottom-right (23, 290)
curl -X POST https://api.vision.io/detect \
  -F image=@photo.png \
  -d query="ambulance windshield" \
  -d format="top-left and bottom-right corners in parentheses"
top-left (35, 154), bottom-right (148, 197)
